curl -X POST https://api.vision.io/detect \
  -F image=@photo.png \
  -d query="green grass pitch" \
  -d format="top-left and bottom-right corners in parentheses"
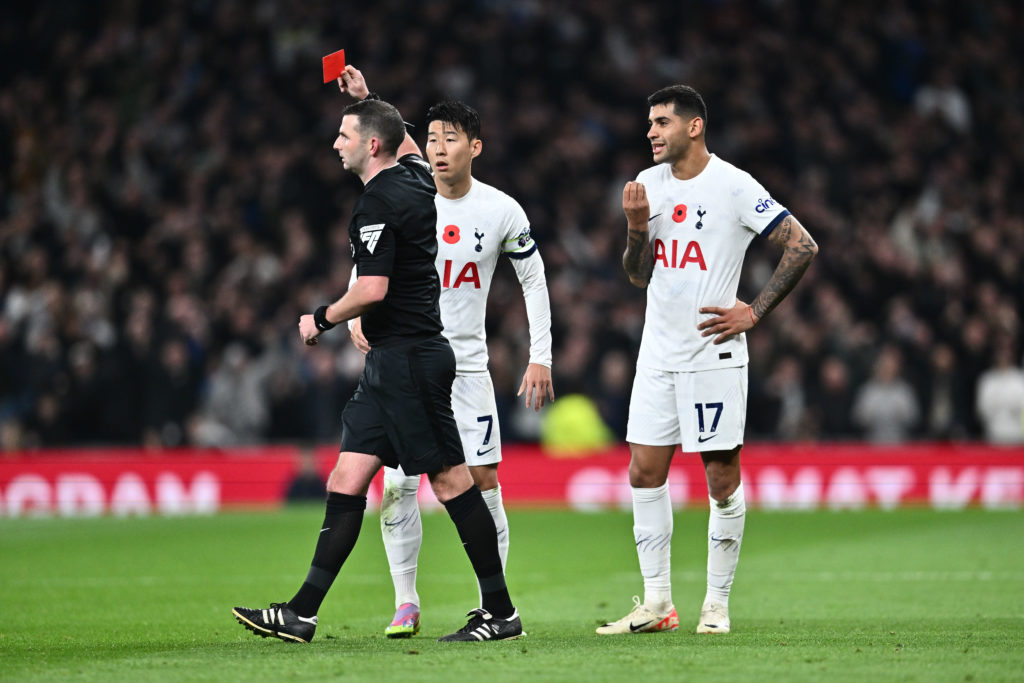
top-left (1, 506), bottom-right (1022, 682)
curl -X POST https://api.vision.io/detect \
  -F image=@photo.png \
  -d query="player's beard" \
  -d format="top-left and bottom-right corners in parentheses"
top-left (656, 137), bottom-right (688, 165)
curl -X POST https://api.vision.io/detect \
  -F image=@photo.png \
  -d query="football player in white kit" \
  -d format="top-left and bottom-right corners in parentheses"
top-left (343, 68), bottom-right (555, 638)
top-left (596, 86), bottom-right (817, 635)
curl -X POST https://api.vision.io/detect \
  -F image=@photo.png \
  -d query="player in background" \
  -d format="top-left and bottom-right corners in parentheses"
top-left (344, 70), bottom-right (554, 638)
top-left (597, 85), bottom-right (817, 635)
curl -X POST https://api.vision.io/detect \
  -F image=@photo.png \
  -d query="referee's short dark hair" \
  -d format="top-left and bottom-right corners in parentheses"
top-left (648, 85), bottom-right (708, 126)
top-left (343, 100), bottom-right (406, 156)
top-left (426, 100), bottom-right (481, 141)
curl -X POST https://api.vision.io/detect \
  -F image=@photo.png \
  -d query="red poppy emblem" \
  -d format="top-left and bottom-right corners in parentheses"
top-left (672, 204), bottom-right (687, 223)
top-left (443, 225), bottom-right (461, 244)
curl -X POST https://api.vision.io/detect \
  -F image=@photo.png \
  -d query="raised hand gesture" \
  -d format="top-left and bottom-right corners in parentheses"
top-left (622, 181), bottom-right (650, 227)
top-left (338, 65), bottom-right (370, 100)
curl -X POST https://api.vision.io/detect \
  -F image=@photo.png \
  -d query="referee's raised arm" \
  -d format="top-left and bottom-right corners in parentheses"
top-left (337, 64), bottom-right (422, 159)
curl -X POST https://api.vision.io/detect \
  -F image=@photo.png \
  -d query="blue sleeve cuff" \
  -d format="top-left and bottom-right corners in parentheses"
top-left (505, 244), bottom-right (539, 260)
top-left (761, 210), bottom-right (791, 237)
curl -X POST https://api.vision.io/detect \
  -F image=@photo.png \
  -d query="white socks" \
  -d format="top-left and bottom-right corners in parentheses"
top-left (481, 485), bottom-right (509, 571)
top-left (632, 482), bottom-right (673, 612)
top-left (381, 468), bottom-right (511, 609)
top-left (705, 481), bottom-right (745, 608)
top-left (380, 467), bottom-right (422, 608)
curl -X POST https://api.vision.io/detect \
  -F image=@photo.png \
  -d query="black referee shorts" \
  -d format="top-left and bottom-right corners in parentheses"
top-left (340, 335), bottom-right (465, 476)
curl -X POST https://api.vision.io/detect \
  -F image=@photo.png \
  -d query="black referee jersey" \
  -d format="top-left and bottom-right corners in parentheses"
top-left (349, 153), bottom-right (443, 347)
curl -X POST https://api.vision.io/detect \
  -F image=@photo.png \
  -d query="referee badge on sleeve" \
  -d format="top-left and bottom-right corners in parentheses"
top-left (359, 224), bottom-right (385, 254)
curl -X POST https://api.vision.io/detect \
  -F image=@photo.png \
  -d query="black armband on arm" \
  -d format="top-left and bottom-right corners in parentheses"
top-left (313, 305), bottom-right (336, 332)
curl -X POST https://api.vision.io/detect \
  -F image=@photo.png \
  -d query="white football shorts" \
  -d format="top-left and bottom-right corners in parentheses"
top-left (626, 365), bottom-right (748, 452)
top-left (451, 373), bottom-right (502, 467)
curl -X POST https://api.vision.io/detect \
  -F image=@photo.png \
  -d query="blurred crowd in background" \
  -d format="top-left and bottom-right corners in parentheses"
top-left (1, 0), bottom-right (1023, 452)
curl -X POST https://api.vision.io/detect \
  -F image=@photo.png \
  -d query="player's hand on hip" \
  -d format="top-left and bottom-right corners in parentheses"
top-left (697, 300), bottom-right (759, 345)
top-left (338, 65), bottom-right (370, 100)
top-left (622, 181), bottom-right (650, 226)
top-left (518, 363), bottom-right (555, 411)
top-left (298, 314), bottom-right (322, 346)
top-left (349, 317), bottom-right (370, 354)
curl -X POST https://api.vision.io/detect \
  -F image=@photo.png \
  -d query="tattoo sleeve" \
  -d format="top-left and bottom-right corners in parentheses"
top-left (623, 228), bottom-right (654, 287)
top-left (751, 216), bottom-right (818, 319)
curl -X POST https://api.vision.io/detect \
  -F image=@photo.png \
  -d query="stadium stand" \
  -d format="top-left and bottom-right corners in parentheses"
top-left (1, 1), bottom-right (1021, 449)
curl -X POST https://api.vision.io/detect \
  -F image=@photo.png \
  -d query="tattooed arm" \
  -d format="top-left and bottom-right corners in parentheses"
top-left (698, 214), bottom-right (818, 344)
top-left (622, 181), bottom-right (654, 287)
top-left (750, 214), bottom-right (818, 319)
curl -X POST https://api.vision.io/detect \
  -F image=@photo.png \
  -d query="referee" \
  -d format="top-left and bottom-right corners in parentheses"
top-left (232, 66), bottom-right (522, 644)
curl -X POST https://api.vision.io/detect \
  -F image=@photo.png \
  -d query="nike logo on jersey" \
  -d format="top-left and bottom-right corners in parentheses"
top-left (320, 527), bottom-right (331, 533)
top-left (359, 223), bottom-right (385, 254)
top-left (697, 434), bottom-right (718, 443)
top-left (648, 213), bottom-right (662, 222)
top-left (476, 446), bottom-right (496, 457)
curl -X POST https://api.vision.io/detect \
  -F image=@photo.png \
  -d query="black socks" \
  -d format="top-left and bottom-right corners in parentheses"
top-left (287, 492), bottom-right (366, 617)
top-left (287, 486), bottom-right (513, 620)
top-left (444, 485), bottom-right (514, 618)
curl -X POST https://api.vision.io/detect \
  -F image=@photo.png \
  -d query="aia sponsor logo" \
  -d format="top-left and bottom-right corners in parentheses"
top-left (653, 239), bottom-right (707, 270)
top-left (441, 259), bottom-right (481, 289)
top-left (754, 197), bottom-right (776, 214)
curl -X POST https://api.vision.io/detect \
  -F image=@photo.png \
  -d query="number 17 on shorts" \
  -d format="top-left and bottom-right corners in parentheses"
top-left (685, 366), bottom-right (747, 452)
top-left (626, 365), bottom-right (747, 452)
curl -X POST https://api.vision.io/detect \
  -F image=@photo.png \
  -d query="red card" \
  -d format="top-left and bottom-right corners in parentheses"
top-left (322, 49), bottom-right (346, 84)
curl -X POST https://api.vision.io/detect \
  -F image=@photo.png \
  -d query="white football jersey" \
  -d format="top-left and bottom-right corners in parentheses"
top-left (636, 154), bottom-right (791, 371)
top-left (435, 178), bottom-right (550, 374)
